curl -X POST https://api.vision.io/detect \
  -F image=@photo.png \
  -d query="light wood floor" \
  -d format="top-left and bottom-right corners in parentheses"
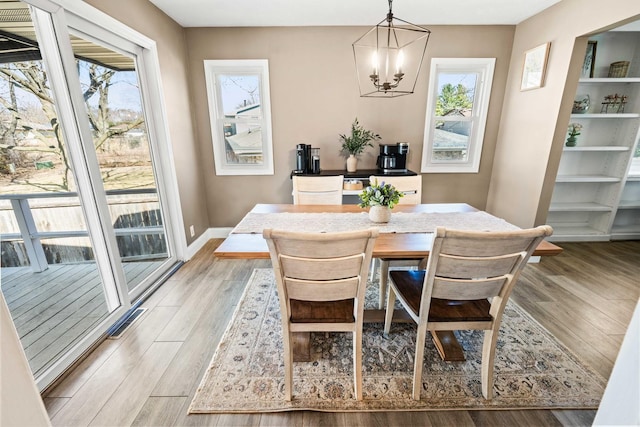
top-left (42, 240), bottom-right (640, 426)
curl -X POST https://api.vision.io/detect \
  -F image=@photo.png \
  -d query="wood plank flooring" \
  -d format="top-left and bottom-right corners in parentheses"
top-left (43, 239), bottom-right (640, 426)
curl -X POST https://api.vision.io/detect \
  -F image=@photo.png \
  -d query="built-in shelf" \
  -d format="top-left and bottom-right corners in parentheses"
top-left (617, 200), bottom-right (640, 209)
top-left (611, 225), bottom-right (640, 240)
top-left (547, 224), bottom-right (611, 242)
top-left (579, 77), bottom-right (640, 83)
top-left (570, 113), bottom-right (640, 119)
top-left (555, 175), bottom-right (621, 183)
top-left (611, 225), bottom-right (640, 232)
top-left (549, 202), bottom-right (613, 212)
top-left (563, 146), bottom-right (630, 152)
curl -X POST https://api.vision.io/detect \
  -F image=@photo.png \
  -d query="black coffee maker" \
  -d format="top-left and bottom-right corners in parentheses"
top-left (295, 144), bottom-right (320, 174)
top-left (377, 142), bottom-right (409, 174)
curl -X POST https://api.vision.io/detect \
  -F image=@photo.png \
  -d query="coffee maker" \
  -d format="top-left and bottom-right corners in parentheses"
top-left (295, 144), bottom-right (321, 174)
top-left (377, 142), bottom-right (409, 174)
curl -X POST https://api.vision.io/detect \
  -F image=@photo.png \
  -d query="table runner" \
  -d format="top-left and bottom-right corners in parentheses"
top-left (231, 211), bottom-right (519, 234)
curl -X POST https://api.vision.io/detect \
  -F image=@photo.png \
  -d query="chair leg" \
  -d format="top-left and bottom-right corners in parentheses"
top-left (353, 328), bottom-right (363, 400)
top-left (412, 322), bottom-right (428, 400)
top-left (283, 330), bottom-right (293, 401)
top-left (481, 328), bottom-right (499, 400)
top-left (384, 286), bottom-right (397, 336)
top-left (379, 260), bottom-right (390, 309)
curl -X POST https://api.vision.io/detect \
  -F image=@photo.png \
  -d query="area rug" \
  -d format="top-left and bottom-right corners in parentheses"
top-left (189, 268), bottom-right (606, 413)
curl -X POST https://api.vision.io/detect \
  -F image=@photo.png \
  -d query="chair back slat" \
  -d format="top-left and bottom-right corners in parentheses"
top-left (432, 276), bottom-right (507, 300)
top-left (293, 175), bottom-right (343, 205)
top-left (280, 254), bottom-right (364, 281)
top-left (285, 277), bottom-right (359, 302)
top-left (369, 175), bottom-right (422, 205)
top-left (439, 234), bottom-right (541, 257)
top-left (272, 237), bottom-right (368, 259)
top-left (435, 253), bottom-right (520, 279)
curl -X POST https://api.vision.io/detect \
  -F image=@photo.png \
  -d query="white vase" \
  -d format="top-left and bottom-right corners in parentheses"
top-left (346, 154), bottom-right (357, 172)
top-left (369, 205), bottom-right (391, 223)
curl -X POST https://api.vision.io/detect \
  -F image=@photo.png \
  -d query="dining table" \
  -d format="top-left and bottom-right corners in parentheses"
top-left (214, 203), bottom-right (562, 362)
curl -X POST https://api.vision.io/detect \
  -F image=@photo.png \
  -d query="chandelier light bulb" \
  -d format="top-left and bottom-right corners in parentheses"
top-left (396, 49), bottom-right (404, 74)
top-left (371, 51), bottom-right (378, 76)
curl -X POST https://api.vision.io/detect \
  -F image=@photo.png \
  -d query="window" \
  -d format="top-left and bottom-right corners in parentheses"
top-left (204, 60), bottom-right (274, 175)
top-left (421, 58), bottom-right (495, 173)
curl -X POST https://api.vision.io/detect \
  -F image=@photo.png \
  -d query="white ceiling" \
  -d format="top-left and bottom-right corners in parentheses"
top-left (147, 0), bottom-right (564, 28)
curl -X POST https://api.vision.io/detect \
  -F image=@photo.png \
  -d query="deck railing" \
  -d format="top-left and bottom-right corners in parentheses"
top-left (0, 189), bottom-right (166, 272)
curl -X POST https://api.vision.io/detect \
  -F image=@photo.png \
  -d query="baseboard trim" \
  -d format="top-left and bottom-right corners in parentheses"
top-left (185, 228), bottom-right (233, 260)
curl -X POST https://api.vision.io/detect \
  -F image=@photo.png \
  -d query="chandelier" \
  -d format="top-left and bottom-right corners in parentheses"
top-left (352, 0), bottom-right (431, 98)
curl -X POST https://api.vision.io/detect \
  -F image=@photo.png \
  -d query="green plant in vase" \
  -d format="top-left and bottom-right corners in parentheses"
top-left (566, 123), bottom-right (582, 147)
top-left (339, 118), bottom-right (381, 172)
top-left (359, 179), bottom-right (403, 223)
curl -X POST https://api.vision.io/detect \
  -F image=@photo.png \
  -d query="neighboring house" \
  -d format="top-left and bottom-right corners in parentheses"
top-left (223, 102), bottom-right (263, 163)
top-left (433, 109), bottom-right (472, 161)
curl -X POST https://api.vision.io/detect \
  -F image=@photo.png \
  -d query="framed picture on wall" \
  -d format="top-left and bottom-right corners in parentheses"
top-left (520, 42), bottom-right (551, 91)
top-left (581, 41), bottom-right (597, 78)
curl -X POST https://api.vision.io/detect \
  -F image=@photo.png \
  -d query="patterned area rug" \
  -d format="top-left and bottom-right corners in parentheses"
top-left (189, 268), bottom-right (606, 413)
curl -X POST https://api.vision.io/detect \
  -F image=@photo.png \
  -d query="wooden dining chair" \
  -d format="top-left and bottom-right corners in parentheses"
top-left (369, 175), bottom-right (424, 309)
top-left (292, 175), bottom-right (344, 204)
top-left (263, 227), bottom-right (378, 401)
top-left (383, 225), bottom-right (553, 400)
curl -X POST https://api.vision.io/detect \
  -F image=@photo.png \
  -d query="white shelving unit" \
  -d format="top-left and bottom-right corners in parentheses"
top-left (548, 76), bottom-right (640, 242)
top-left (612, 175), bottom-right (640, 239)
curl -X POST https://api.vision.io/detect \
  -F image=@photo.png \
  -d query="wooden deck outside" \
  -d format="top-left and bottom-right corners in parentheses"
top-left (1, 260), bottom-right (164, 377)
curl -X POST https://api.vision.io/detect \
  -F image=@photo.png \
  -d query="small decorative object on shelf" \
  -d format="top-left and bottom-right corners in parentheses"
top-left (607, 61), bottom-right (630, 78)
top-left (343, 180), bottom-right (363, 191)
top-left (358, 179), bottom-right (403, 223)
top-left (566, 122), bottom-right (582, 147)
top-left (340, 118), bottom-right (381, 173)
top-left (600, 93), bottom-right (628, 113)
top-left (572, 94), bottom-right (590, 114)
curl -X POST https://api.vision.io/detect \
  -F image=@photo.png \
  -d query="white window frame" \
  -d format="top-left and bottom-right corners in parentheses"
top-left (421, 58), bottom-right (495, 173)
top-left (204, 60), bottom-right (274, 175)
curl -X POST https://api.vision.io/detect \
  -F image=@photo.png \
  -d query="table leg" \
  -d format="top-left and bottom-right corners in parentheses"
top-left (431, 331), bottom-right (466, 361)
top-left (367, 309), bottom-right (466, 361)
top-left (292, 332), bottom-right (310, 362)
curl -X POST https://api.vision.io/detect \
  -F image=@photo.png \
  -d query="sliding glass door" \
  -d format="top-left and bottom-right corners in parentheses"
top-left (0, 0), bottom-right (181, 390)
top-left (67, 29), bottom-right (174, 299)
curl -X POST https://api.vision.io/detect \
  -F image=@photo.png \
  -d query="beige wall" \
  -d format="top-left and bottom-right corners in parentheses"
top-left (487, 0), bottom-right (640, 228)
top-left (186, 25), bottom-right (515, 227)
top-left (86, 0), bottom-right (209, 245)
